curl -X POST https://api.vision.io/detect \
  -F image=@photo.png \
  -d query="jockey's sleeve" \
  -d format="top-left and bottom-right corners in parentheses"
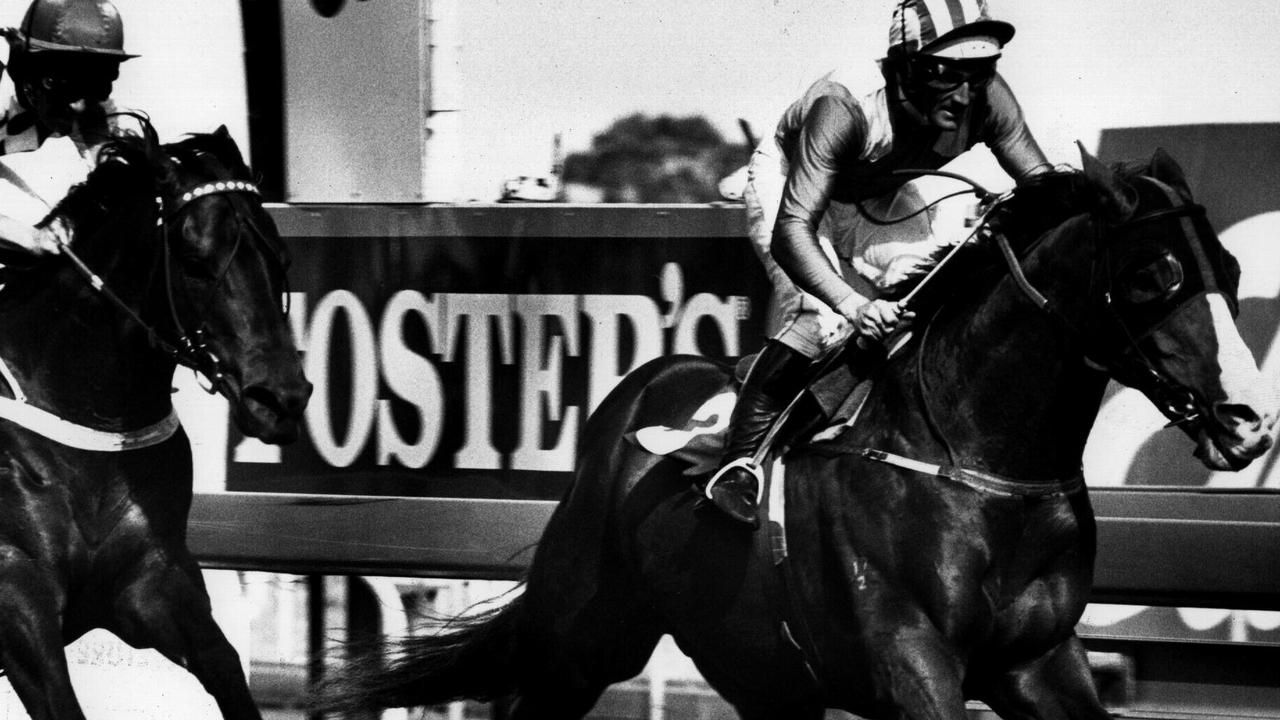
top-left (0, 211), bottom-right (42, 253)
top-left (771, 95), bottom-right (867, 312)
top-left (983, 74), bottom-right (1052, 182)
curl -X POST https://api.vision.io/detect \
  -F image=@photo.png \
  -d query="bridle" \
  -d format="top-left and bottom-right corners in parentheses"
top-left (991, 185), bottom-right (1223, 431)
top-left (859, 167), bottom-right (1227, 434)
top-left (56, 168), bottom-right (280, 396)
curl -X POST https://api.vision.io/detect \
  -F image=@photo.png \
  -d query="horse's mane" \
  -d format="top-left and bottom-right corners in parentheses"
top-left (55, 122), bottom-right (248, 234)
top-left (0, 130), bottom-right (166, 302)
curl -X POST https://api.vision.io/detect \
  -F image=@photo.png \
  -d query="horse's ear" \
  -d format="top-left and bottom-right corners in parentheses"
top-left (1077, 140), bottom-right (1132, 220)
top-left (1148, 147), bottom-right (1190, 193)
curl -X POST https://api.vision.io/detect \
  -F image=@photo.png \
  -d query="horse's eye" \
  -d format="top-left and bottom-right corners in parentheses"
top-left (1116, 251), bottom-right (1184, 305)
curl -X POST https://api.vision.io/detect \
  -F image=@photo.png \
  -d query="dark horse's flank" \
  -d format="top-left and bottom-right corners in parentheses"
top-left (321, 149), bottom-right (1274, 719)
top-left (0, 126), bottom-right (310, 720)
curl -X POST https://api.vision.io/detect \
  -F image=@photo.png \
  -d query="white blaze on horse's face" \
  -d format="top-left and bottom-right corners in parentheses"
top-left (1151, 290), bottom-right (1279, 471)
top-left (1196, 293), bottom-right (1278, 469)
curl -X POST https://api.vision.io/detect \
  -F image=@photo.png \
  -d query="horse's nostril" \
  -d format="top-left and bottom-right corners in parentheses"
top-left (1214, 402), bottom-right (1263, 433)
top-left (244, 381), bottom-right (310, 420)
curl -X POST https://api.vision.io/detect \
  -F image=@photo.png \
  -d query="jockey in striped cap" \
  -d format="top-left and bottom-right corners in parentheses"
top-left (889, 0), bottom-right (1014, 59)
top-left (702, 0), bottom-right (1050, 527)
top-left (889, 0), bottom-right (1016, 130)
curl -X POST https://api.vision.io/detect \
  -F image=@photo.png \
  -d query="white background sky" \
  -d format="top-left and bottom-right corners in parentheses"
top-left (448, 0), bottom-right (1280, 199)
top-left (5, 0), bottom-right (1278, 201)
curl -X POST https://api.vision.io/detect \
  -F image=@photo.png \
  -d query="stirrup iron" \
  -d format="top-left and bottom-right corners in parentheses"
top-left (704, 456), bottom-right (765, 505)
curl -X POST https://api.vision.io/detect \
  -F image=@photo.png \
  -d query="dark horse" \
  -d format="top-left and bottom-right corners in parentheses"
top-left (322, 149), bottom-right (1274, 719)
top-left (0, 125), bottom-right (310, 719)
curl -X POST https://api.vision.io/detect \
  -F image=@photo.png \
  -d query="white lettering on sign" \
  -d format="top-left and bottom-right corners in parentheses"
top-left (377, 290), bottom-right (444, 469)
top-left (242, 264), bottom-right (745, 474)
top-left (304, 289), bottom-right (379, 467)
top-left (442, 293), bottom-right (513, 471)
top-left (511, 295), bottom-right (580, 472)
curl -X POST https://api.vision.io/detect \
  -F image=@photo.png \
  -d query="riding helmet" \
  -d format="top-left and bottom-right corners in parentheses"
top-left (5, 0), bottom-right (137, 59)
top-left (888, 0), bottom-right (1014, 60)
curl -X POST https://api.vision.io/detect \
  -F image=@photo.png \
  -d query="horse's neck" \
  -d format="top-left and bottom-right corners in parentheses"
top-left (0, 262), bottom-right (175, 429)
top-left (911, 223), bottom-right (1108, 480)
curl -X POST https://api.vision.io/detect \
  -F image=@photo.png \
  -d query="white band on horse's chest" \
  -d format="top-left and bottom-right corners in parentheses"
top-left (0, 359), bottom-right (180, 451)
top-left (0, 395), bottom-right (180, 451)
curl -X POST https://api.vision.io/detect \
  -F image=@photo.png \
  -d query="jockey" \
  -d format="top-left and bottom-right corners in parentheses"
top-left (705, 0), bottom-right (1053, 527)
top-left (0, 0), bottom-right (135, 257)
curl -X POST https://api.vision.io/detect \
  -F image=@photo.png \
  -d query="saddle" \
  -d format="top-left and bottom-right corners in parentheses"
top-left (629, 337), bottom-right (897, 473)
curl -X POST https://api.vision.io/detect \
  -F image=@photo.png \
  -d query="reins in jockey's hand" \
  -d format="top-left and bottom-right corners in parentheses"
top-left (752, 176), bottom-right (1012, 463)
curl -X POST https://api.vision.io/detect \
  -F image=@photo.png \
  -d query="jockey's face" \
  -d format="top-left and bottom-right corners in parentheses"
top-left (22, 55), bottom-right (118, 138)
top-left (903, 56), bottom-right (998, 131)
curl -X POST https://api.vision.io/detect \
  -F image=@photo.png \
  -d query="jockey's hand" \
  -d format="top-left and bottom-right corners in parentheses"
top-left (847, 299), bottom-right (914, 343)
top-left (31, 219), bottom-right (69, 255)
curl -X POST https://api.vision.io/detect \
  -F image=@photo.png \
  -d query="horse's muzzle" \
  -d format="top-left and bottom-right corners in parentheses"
top-left (237, 377), bottom-right (313, 444)
top-left (1193, 401), bottom-right (1276, 471)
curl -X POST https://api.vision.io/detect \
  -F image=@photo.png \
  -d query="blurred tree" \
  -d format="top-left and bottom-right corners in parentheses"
top-left (563, 113), bottom-right (748, 203)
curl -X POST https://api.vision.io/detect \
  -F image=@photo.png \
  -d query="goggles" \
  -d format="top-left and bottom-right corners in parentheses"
top-left (909, 56), bottom-right (998, 92)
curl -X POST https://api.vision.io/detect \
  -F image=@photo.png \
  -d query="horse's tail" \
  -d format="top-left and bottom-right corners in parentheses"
top-left (311, 593), bottom-right (523, 712)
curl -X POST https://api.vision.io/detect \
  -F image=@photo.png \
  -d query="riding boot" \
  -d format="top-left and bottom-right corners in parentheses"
top-left (704, 339), bottom-right (811, 528)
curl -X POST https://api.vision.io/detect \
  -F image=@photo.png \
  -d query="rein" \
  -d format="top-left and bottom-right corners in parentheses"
top-left (54, 177), bottom-right (265, 395)
top-left (991, 197), bottom-right (1214, 429)
top-left (852, 168), bottom-right (998, 226)
top-left (836, 167), bottom-right (1212, 491)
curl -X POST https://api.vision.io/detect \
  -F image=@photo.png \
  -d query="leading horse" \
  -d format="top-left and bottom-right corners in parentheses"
top-left (321, 148), bottom-right (1275, 719)
top-left (0, 125), bottom-right (310, 719)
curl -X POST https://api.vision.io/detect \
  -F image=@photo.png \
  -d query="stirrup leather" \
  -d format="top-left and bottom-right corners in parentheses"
top-left (704, 456), bottom-right (765, 505)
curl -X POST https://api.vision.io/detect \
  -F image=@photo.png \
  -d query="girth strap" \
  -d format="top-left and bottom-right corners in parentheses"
top-left (857, 447), bottom-right (1085, 498)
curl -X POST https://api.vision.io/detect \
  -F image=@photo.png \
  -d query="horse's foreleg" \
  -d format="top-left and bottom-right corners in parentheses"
top-left (978, 634), bottom-right (1110, 720)
top-left (0, 572), bottom-right (88, 720)
top-left (861, 627), bottom-right (970, 720)
top-left (110, 551), bottom-right (262, 720)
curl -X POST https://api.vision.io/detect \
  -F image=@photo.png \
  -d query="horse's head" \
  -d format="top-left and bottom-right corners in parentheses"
top-left (146, 126), bottom-right (311, 443)
top-left (1075, 147), bottom-right (1275, 470)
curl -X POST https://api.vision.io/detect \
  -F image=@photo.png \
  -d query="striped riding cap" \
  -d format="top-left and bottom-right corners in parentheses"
top-left (888, 0), bottom-right (1015, 60)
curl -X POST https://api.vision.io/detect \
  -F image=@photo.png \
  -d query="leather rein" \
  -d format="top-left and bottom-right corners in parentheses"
top-left (55, 175), bottom-right (268, 396)
top-left (853, 168), bottom-right (1213, 495)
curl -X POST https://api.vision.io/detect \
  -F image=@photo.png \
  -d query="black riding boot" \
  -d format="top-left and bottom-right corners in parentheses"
top-left (704, 339), bottom-right (811, 528)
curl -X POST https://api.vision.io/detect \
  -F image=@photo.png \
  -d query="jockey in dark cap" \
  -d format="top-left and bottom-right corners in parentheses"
top-left (0, 0), bottom-right (136, 256)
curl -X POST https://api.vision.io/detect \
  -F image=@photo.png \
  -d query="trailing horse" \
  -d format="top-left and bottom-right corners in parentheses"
top-left (0, 125), bottom-right (310, 720)
top-left (320, 148), bottom-right (1274, 719)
